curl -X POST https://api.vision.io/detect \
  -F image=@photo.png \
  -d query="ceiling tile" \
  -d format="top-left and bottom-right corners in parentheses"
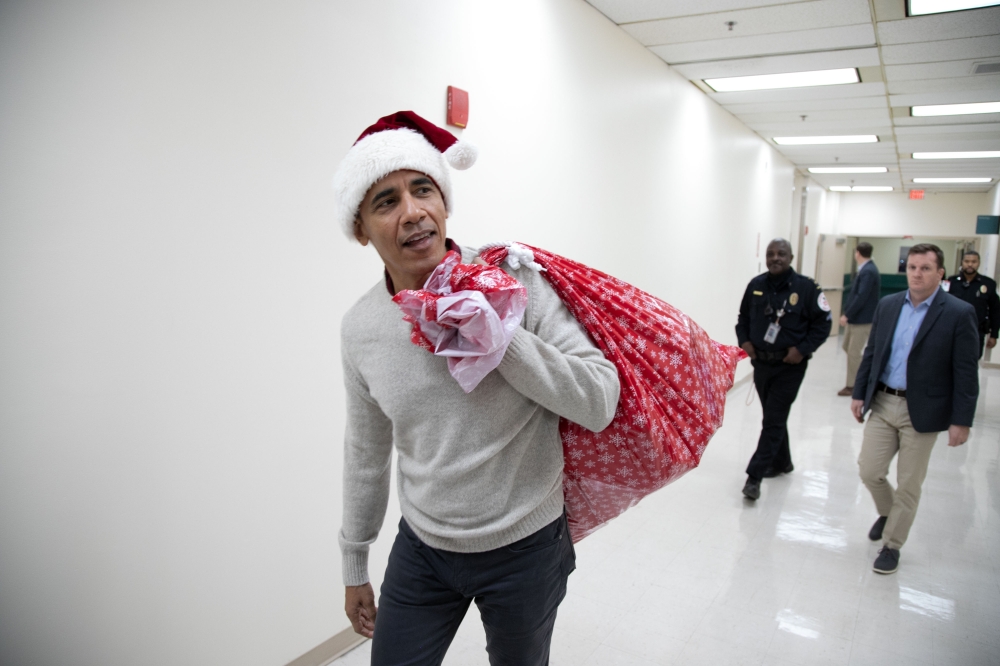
top-left (894, 113), bottom-right (1000, 126)
top-left (887, 74), bottom-right (1000, 94)
top-left (708, 81), bottom-right (886, 103)
top-left (672, 47), bottom-right (880, 79)
top-left (747, 119), bottom-right (893, 133)
top-left (894, 119), bottom-right (1000, 131)
top-left (876, 6), bottom-right (1000, 45)
top-left (889, 88), bottom-right (1000, 106)
top-left (621, 0), bottom-right (871, 45)
top-left (735, 107), bottom-right (890, 123)
top-left (884, 59), bottom-right (998, 81)
top-left (651, 24), bottom-right (875, 63)
top-left (880, 35), bottom-right (1000, 65)
top-left (585, 0), bottom-right (814, 24)
top-left (894, 137), bottom-right (1000, 151)
top-left (723, 96), bottom-right (889, 113)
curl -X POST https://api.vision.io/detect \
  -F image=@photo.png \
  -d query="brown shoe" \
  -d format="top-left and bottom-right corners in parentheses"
top-left (837, 386), bottom-right (854, 396)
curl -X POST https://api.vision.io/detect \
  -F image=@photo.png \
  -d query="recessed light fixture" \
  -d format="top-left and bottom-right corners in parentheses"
top-left (912, 151), bottom-right (1000, 159)
top-left (829, 186), bottom-right (894, 192)
top-left (908, 0), bottom-right (1000, 16)
top-left (911, 101), bottom-right (1000, 116)
top-left (808, 167), bottom-right (888, 174)
top-left (704, 68), bottom-right (859, 93)
top-left (912, 177), bottom-right (993, 183)
top-left (774, 135), bottom-right (879, 145)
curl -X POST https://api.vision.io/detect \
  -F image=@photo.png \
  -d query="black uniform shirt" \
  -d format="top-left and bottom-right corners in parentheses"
top-left (946, 272), bottom-right (1000, 338)
top-left (735, 269), bottom-right (833, 356)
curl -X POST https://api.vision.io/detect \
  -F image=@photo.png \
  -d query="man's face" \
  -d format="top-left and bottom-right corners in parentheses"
top-left (353, 169), bottom-right (448, 292)
top-left (765, 241), bottom-right (793, 275)
top-left (962, 254), bottom-right (980, 275)
top-left (906, 251), bottom-right (944, 297)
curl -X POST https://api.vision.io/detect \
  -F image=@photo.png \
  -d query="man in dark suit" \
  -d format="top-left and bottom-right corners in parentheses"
top-left (851, 244), bottom-right (979, 574)
top-left (838, 242), bottom-right (880, 396)
top-left (946, 249), bottom-right (999, 358)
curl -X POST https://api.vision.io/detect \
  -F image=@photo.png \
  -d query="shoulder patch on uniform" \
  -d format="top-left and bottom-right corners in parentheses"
top-left (817, 292), bottom-right (831, 312)
top-left (941, 280), bottom-right (950, 292)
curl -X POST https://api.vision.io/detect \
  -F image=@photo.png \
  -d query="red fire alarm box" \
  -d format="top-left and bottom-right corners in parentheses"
top-left (447, 86), bottom-right (469, 128)
top-left (909, 189), bottom-right (925, 200)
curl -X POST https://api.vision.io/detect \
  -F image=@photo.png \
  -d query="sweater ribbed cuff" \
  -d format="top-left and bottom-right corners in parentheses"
top-left (341, 549), bottom-right (370, 587)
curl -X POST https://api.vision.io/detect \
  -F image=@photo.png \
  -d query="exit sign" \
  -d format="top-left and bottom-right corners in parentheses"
top-left (909, 190), bottom-right (925, 200)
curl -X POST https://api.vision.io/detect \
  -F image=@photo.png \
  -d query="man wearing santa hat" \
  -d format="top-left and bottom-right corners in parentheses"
top-left (332, 111), bottom-right (620, 665)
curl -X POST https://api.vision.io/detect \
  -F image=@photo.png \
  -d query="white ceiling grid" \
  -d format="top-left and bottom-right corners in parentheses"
top-left (585, 0), bottom-right (1000, 192)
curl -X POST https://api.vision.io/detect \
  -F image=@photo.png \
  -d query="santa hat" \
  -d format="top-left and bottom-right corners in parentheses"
top-left (332, 110), bottom-right (478, 240)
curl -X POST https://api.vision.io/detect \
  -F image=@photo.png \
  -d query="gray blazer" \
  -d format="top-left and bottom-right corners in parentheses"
top-left (843, 260), bottom-right (880, 325)
top-left (852, 288), bottom-right (979, 433)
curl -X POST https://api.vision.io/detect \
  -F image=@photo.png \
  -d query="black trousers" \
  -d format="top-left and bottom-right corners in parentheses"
top-left (746, 358), bottom-right (808, 481)
top-left (371, 513), bottom-right (576, 666)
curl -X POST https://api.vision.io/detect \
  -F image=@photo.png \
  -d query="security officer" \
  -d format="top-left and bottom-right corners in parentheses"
top-left (946, 250), bottom-right (999, 358)
top-left (736, 238), bottom-right (832, 500)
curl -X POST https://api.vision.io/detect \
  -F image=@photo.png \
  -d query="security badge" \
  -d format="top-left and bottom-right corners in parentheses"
top-left (983, 285), bottom-right (989, 294)
top-left (764, 299), bottom-right (787, 344)
top-left (789, 293), bottom-right (799, 305)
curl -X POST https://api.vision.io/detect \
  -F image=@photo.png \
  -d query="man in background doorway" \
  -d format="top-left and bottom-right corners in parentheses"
top-left (946, 250), bottom-right (999, 358)
top-left (736, 238), bottom-right (832, 501)
top-left (851, 243), bottom-right (979, 574)
top-left (838, 242), bottom-right (880, 396)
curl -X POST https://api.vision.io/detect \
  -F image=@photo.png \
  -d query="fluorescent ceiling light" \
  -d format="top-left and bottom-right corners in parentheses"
top-left (704, 68), bottom-right (859, 93)
top-left (909, 0), bottom-right (1000, 16)
top-left (911, 101), bottom-right (1000, 116)
top-left (912, 151), bottom-right (1000, 159)
top-left (913, 177), bottom-right (993, 183)
top-left (829, 186), bottom-right (894, 192)
top-left (808, 167), bottom-right (888, 174)
top-left (774, 135), bottom-right (878, 145)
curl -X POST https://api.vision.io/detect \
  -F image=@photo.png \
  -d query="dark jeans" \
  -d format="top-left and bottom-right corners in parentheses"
top-left (370, 512), bottom-right (576, 666)
top-left (746, 358), bottom-right (808, 480)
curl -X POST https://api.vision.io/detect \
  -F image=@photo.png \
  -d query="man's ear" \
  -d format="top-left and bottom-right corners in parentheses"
top-left (353, 217), bottom-right (369, 246)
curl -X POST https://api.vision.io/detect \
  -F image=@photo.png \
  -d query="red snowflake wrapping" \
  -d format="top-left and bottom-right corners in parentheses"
top-left (479, 243), bottom-right (746, 542)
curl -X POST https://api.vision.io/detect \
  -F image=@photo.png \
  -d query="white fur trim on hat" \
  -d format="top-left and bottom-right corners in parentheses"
top-left (332, 129), bottom-right (454, 240)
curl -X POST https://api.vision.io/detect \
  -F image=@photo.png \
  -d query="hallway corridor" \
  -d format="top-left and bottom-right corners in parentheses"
top-left (336, 338), bottom-right (1000, 666)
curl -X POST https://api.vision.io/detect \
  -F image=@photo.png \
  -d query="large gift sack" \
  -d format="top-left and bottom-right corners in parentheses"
top-left (395, 242), bottom-right (746, 541)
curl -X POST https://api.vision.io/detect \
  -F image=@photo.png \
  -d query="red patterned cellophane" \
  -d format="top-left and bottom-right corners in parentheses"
top-left (479, 243), bottom-right (746, 542)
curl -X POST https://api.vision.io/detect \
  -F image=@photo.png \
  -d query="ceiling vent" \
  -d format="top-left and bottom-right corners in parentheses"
top-left (972, 62), bottom-right (1000, 75)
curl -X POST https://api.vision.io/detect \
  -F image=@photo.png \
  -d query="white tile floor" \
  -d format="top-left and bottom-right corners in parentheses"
top-left (334, 339), bottom-right (1000, 665)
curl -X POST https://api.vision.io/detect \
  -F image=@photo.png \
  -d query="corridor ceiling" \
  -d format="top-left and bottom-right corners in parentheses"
top-left (585, 0), bottom-right (1000, 193)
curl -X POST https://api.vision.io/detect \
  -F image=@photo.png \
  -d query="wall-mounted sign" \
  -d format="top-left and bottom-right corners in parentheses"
top-left (976, 215), bottom-right (1000, 234)
top-left (909, 189), bottom-right (924, 200)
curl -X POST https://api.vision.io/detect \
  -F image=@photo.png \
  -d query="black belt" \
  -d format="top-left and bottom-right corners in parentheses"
top-left (876, 382), bottom-right (906, 398)
top-left (754, 348), bottom-right (788, 361)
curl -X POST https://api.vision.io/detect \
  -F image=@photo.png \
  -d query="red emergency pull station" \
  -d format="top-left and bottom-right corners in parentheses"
top-left (447, 86), bottom-right (469, 128)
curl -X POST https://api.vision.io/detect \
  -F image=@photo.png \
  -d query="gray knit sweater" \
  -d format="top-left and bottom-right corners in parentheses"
top-left (338, 245), bottom-right (620, 586)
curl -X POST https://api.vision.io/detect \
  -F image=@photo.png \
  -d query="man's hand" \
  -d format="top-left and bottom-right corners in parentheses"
top-left (471, 255), bottom-right (488, 266)
top-left (783, 347), bottom-right (804, 364)
top-left (839, 315), bottom-right (848, 327)
top-left (851, 399), bottom-right (864, 423)
top-left (987, 336), bottom-right (997, 349)
top-left (345, 584), bottom-right (377, 638)
top-left (947, 425), bottom-right (970, 447)
top-left (741, 341), bottom-right (757, 360)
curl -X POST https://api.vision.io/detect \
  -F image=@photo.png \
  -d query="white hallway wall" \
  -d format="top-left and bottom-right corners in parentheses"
top-left (0, 1), bottom-right (795, 665)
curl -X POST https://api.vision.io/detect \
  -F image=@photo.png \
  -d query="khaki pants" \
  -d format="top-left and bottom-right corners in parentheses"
top-left (858, 393), bottom-right (939, 549)
top-left (842, 323), bottom-right (871, 388)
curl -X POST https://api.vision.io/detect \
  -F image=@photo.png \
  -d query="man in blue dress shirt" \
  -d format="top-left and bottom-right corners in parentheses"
top-left (851, 244), bottom-right (979, 574)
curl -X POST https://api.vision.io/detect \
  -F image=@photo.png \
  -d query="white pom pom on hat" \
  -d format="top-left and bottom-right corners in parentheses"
top-left (331, 110), bottom-right (478, 240)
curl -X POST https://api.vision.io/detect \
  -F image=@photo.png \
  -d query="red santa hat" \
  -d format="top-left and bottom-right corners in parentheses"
top-left (332, 110), bottom-right (478, 239)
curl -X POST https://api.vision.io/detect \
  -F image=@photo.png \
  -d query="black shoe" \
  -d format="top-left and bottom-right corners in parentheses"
top-left (868, 516), bottom-right (888, 541)
top-left (761, 463), bottom-right (794, 478)
top-left (742, 477), bottom-right (761, 500)
top-left (873, 546), bottom-right (899, 574)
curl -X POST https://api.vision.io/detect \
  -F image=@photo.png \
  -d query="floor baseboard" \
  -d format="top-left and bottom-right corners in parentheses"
top-left (285, 628), bottom-right (367, 666)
